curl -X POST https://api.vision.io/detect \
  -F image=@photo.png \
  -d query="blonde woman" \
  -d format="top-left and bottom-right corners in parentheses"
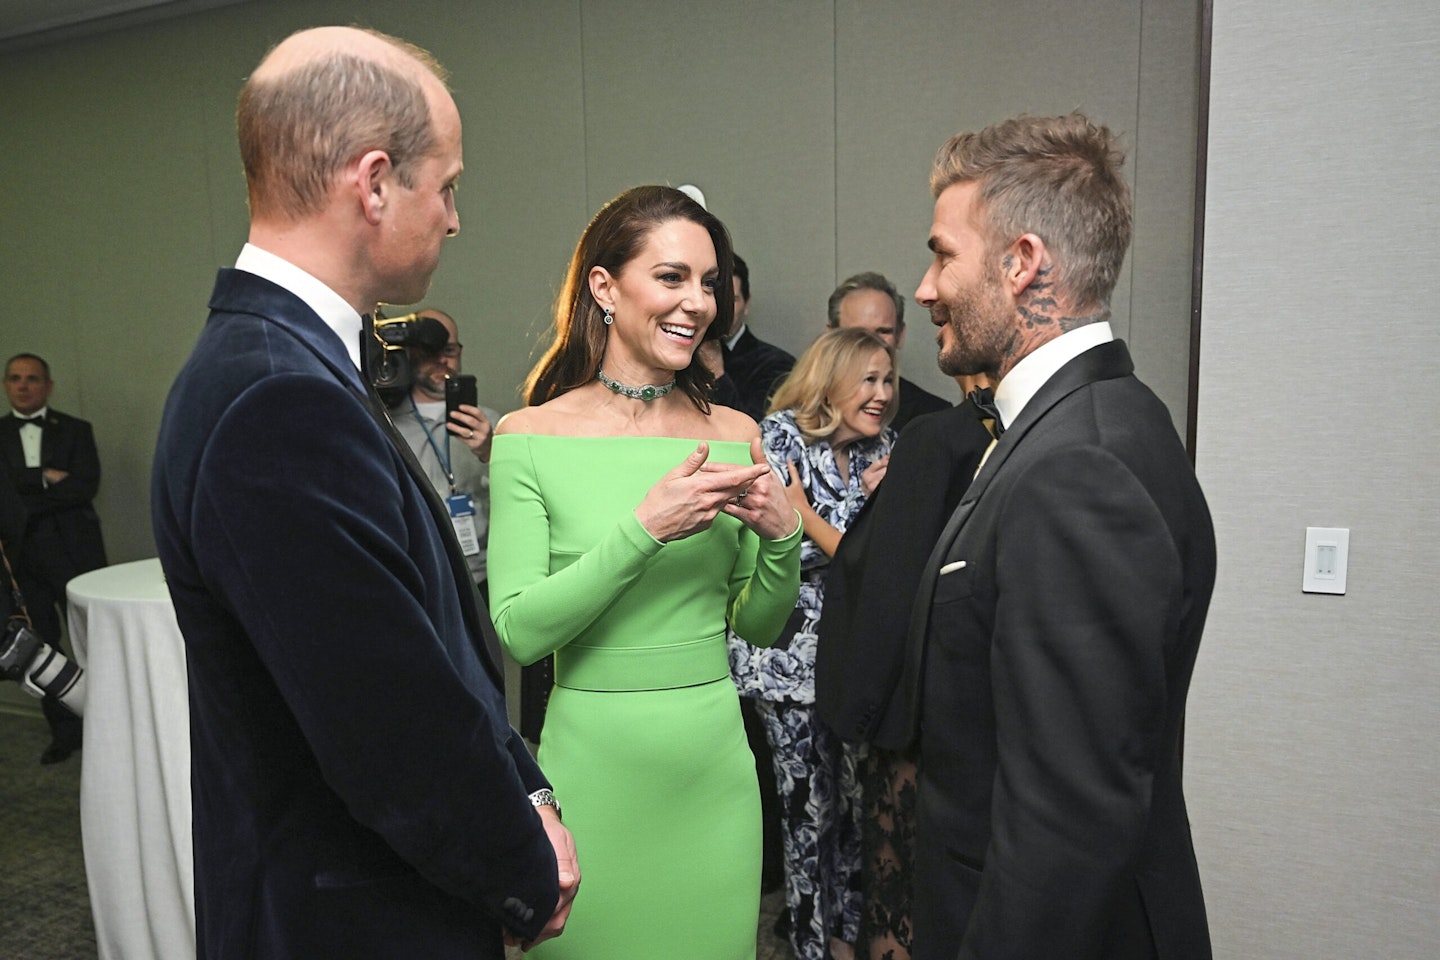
top-left (729, 327), bottom-right (897, 960)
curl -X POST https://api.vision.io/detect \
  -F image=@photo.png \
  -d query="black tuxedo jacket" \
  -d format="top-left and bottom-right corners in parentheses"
top-left (904, 340), bottom-right (1215, 960)
top-left (815, 401), bottom-right (991, 749)
top-left (722, 327), bottom-right (795, 421)
top-left (152, 269), bottom-right (558, 960)
top-left (892, 376), bottom-right (953, 433)
top-left (0, 408), bottom-right (107, 584)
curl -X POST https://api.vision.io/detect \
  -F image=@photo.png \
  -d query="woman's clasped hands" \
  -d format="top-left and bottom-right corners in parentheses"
top-left (635, 438), bottom-right (798, 543)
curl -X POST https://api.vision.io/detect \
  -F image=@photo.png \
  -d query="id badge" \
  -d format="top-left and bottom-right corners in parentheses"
top-left (446, 493), bottom-right (481, 557)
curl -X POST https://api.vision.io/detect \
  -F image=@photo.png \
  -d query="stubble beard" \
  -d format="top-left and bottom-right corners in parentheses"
top-left (934, 280), bottom-right (1011, 378)
top-left (413, 363), bottom-right (448, 401)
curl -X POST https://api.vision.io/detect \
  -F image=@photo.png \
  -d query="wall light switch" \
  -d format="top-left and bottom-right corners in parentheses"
top-left (1302, 527), bottom-right (1349, 594)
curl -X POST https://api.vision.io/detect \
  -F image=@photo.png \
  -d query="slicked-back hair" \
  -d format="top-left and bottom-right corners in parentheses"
top-left (5, 353), bottom-right (51, 380)
top-left (767, 327), bottom-right (897, 441)
top-left (930, 112), bottom-right (1132, 311)
top-left (826, 271), bottom-right (905, 331)
top-left (524, 185), bottom-right (734, 411)
top-left (238, 31), bottom-right (449, 220)
top-left (732, 253), bottom-right (750, 302)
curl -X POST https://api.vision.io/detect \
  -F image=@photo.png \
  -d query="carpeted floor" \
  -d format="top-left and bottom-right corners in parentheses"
top-left (0, 708), bottom-right (96, 960)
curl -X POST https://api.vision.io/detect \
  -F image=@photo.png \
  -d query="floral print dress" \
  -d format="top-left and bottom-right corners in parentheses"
top-left (729, 409), bottom-right (894, 960)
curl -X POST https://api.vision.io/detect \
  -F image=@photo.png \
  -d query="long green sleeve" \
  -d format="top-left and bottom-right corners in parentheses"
top-left (487, 435), bottom-right (665, 665)
top-left (727, 516), bottom-right (802, 647)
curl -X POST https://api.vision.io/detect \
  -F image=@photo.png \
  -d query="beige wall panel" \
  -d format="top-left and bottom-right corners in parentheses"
top-left (836, 0), bottom-right (1196, 421)
top-left (383, 0), bottom-right (589, 413)
top-left (2, 16), bottom-right (237, 566)
top-left (1128, 0), bottom-right (1200, 425)
top-left (1190, 2), bottom-right (1440, 957)
top-left (836, 0), bottom-right (1139, 404)
top-left (577, 0), bottom-right (838, 359)
top-left (0, 0), bottom-right (1203, 573)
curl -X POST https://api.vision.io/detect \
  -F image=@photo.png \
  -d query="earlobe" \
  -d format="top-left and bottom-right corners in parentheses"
top-left (588, 266), bottom-right (615, 310)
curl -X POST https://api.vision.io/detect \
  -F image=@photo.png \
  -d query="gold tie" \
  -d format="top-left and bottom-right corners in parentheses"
top-left (974, 434), bottom-right (997, 479)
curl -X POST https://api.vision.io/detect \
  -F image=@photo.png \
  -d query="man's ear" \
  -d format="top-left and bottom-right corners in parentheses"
top-left (354, 149), bottom-right (392, 226)
top-left (588, 265), bottom-right (616, 310)
top-left (1002, 233), bottom-right (1049, 297)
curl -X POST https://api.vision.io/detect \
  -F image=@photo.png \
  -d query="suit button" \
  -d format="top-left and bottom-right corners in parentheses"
top-left (502, 896), bottom-right (535, 925)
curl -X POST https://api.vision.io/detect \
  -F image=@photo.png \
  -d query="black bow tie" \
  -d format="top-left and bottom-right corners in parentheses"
top-left (14, 415), bottom-right (42, 426)
top-left (967, 388), bottom-right (1004, 438)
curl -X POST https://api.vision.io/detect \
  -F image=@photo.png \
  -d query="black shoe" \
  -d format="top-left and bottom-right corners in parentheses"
top-left (40, 741), bottom-right (78, 765)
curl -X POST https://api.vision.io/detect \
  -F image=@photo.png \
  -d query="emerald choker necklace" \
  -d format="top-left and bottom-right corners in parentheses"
top-left (597, 369), bottom-right (677, 401)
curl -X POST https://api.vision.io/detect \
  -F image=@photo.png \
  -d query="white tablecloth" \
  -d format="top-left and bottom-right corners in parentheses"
top-left (68, 558), bottom-right (195, 960)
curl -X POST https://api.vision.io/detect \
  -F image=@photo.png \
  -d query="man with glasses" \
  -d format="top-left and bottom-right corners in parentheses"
top-left (393, 307), bottom-right (500, 596)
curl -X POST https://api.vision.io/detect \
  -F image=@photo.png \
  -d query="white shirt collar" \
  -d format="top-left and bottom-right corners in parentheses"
top-left (725, 323), bottom-right (747, 350)
top-left (993, 321), bottom-right (1114, 429)
top-left (235, 243), bottom-right (364, 370)
top-left (12, 406), bottom-right (47, 422)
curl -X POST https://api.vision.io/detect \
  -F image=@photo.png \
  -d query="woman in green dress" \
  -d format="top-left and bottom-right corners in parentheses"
top-left (488, 185), bottom-right (803, 959)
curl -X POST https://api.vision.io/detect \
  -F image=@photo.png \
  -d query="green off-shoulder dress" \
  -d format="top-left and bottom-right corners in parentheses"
top-left (488, 435), bottom-right (802, 960)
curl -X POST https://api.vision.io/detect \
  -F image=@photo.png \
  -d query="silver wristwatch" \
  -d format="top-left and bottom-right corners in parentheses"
top-left (528, 788), bottom-right (561, 819)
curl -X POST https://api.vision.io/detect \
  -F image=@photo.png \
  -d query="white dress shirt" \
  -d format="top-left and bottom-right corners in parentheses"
top-left (12, 404), bottom-right (47, 467)
top-left (235, 243), bottom-right (364, 370)
top-left (993, 321), bottom-right (1114, 431)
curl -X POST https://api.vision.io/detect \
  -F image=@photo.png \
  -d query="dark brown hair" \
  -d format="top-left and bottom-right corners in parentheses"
top-left (524, 185), bottom-right (734, 410)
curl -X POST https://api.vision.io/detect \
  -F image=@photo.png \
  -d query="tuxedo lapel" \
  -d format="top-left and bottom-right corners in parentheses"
top-left (211, 271), bottom-right (507, 685)
top-left (966, 339), bottom-right (1134, 492)
top-left (897, 338), bottom-right (1137, 741)
top-left (36, 412), bottom-right (58, 466)
top-left (210, 269), bottom-right (366, 396)
top-left (367, 392), bottom-right (507, 683)
top-left (355, 329), bottom-right (507, 684)
top-left (0, 418), bottom-right (22, 474)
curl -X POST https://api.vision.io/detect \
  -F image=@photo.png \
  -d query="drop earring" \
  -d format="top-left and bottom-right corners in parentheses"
top-left (603, 307), bottom-right (614, 326)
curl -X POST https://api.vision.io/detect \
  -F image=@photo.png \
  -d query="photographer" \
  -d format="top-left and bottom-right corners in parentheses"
top-left (388, 307), bottom-right (500, 597)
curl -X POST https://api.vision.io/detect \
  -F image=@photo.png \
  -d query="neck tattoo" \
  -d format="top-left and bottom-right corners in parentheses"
top-left (597, 368), bottom-right (677, 401)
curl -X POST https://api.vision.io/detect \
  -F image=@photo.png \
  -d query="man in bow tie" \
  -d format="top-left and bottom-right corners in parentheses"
top-left (903, 113), bottom-right (1216, 960)
top-left (1, 353), bottom-right (105, 764)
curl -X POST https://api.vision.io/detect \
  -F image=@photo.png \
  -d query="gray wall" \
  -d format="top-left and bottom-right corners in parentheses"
top-left (1188, 2), bottom-right (1440, 956)
top-left (0, 0), bottom-right (1200, 568)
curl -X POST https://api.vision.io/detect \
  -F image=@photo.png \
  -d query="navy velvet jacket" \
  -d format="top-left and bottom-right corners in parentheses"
top-left (152, 269), bottom-right (558, 960)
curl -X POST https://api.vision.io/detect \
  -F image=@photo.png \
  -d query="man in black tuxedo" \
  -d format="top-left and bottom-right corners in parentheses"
top-left (717, 254), bottom-right (795, 421)
top-left (151, 27), bottom-right (575, 959)
top-left (1, 353), bottom-right (105, 764)
top-left (827, 272), bottom-right (951, 431)
top-left (903, 113), bottom-right (1215, 959)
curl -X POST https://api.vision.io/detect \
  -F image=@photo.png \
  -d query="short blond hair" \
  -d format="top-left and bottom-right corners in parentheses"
top-left (768, 328), bottom-right (897, 441)
top-left (238, 30), bottom-right (449, 220)
top-left (931, 112), bottom-right (1132, 311)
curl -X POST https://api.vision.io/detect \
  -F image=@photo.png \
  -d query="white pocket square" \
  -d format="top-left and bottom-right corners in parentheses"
top-left (939, 560), bottom-right (968, 575)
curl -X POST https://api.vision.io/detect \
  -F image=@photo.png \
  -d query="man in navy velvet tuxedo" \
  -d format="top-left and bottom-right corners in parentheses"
top-left (904, 114), bottom-right (1215, 959)
top-left (151, 27), bottom-right (576, 959)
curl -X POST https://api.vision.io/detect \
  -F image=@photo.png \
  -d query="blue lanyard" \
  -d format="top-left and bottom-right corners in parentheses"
top-left (408, 394), bottom-right (456, 492)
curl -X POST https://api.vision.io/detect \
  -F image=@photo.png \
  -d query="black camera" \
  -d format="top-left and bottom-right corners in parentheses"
top-left (0, 618), bottom-right (85, 718)
top-left (366, 311), bottom-right (450, 403)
